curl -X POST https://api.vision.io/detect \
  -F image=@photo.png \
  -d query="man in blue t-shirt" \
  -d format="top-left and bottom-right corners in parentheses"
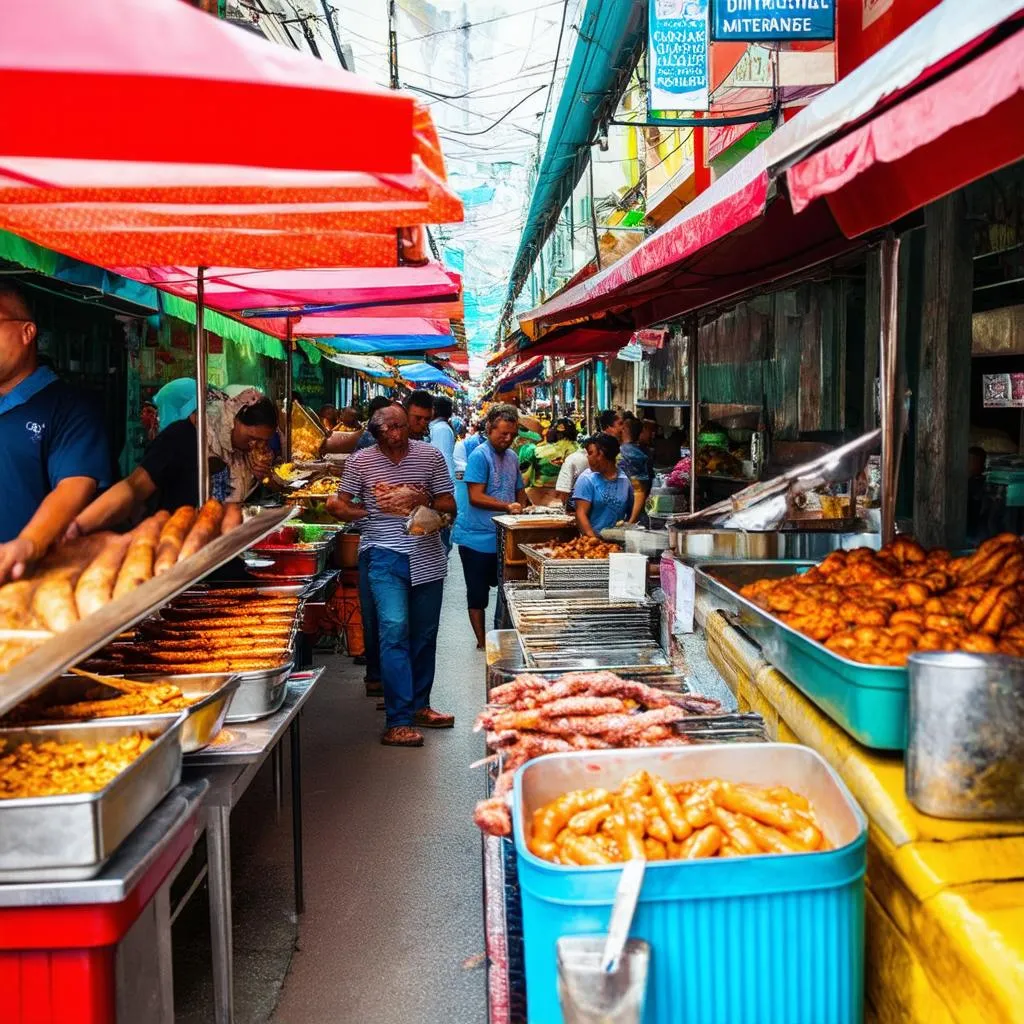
top-left (453, 404), bottom-right (529, 648)
top-left (0, 283), bottom-right (111, 582)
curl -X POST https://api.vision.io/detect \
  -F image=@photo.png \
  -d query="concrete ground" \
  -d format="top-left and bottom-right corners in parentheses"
top-left (174, 562), bottom-right (489, 1024)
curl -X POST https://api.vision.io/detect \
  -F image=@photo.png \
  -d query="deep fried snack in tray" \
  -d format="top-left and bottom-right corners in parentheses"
top-left (525, 773), bottom-right (828, 864)
top-left (740, 535), bottom-right (1024, 664)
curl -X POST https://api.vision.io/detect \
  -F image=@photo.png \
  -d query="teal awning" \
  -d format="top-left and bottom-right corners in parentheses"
top-left (502, 0), bottom-right (646, 318)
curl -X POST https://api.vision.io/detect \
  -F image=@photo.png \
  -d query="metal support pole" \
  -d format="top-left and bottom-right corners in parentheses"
top-left (284, 319), bottom-right (294, 460)
top-left (195, 267), bottom-right (210, 505)
top-left (879, 235), bottom-right (902, 545)
top-left (290, 714), bottom-right (305, 915)
top-left (688, 320), bottom-right (699, 515)
top-left (206, 803), bottom-right (233, 1024)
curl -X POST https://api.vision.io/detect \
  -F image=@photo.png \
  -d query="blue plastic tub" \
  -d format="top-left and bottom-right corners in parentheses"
top-left (513, 744), bottom-right (867, 1024)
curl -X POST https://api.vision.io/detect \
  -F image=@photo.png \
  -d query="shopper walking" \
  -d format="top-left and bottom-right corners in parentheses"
top-left (453, 404), bottom-right (530, 649)
top-left (429, 396), bottom-right (457, 553)
top-left (404, 389), bottom-right (434, 441)
top-left (329, 405), bottom-right (457, 747)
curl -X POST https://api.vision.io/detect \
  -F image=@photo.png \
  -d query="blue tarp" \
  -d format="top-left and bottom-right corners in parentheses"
top-left (317, 334), bottom-right (456, 355)
top-left (399, 361), bottom-right (464, 390)
top-left (51, 260), bottom-right (161, 311)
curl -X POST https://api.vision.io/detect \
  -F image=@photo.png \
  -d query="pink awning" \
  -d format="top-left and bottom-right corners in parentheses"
top-left (113, 264), bottom-right (462, 314)
top-left (787, 28), bottom-right (1024, 237)
top-left (1, 0), bottom-right (414, 177)
top-left (283, 317), bottom-right (451, 339)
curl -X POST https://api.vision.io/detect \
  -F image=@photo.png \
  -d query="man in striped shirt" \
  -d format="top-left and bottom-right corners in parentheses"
top-left (330, 406), bottom-right (457, 747)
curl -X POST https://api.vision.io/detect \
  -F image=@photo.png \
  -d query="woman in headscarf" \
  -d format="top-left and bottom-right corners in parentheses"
top-left (70, 386), bottom-right (278, 534)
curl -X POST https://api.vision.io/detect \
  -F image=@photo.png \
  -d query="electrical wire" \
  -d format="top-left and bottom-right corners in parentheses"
top-left (440, 84), bottom-right (548, 137)
top-left (537, 0), bottom-right (571, 151)
top-left (403, 1), bottom-right (564, 42)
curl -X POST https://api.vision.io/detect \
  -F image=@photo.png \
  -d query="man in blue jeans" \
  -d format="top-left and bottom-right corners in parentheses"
top-left (329, 405), bottom-right (457, 747)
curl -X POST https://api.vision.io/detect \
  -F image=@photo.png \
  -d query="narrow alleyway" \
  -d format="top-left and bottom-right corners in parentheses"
top-left (269, 564), bottom-right (489, 1024)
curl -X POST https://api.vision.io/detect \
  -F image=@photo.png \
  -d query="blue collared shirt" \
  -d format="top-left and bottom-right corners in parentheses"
top-left (0, 368), bottom-right (112, 542)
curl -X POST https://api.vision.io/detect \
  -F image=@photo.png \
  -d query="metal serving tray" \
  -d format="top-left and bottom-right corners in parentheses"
top-left (225, 661), bottom-right (293, 723)
top-left (245, 539), bottom-right (333, 579)
top-left (0, 717), bottom-right (183, 882)
top-left (1, 672), bottom-right (240, 755)
top-left (670, 528), bottom-right (882, 562)
top-left (694, 560), bottom-right (909, 749)
top-left (518, 543), bottom-right (614, 589)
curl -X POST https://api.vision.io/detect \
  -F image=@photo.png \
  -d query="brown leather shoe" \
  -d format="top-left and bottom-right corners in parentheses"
top-left (414, 707), bottom-right (455, 729)
top-left (381, 726), bottom-right (424, 747)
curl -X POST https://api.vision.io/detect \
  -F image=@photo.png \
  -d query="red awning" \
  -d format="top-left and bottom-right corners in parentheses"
top-left (787, 28), bottom-right (1024, 237)
top-left (515, 0), bottom-right (1023, 345)
top-left (521, 326), bottom-right (636, 359)
top-left (1, 0), bottom-right (414, 177)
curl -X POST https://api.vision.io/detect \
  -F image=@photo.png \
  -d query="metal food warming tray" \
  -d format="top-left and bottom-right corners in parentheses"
top-left (245, 538), bottom-right (334, 579)
top-left (518, 543), bottom-right (614, 589)
top-left (2, 672), bottom-right (241, 754)
top-left (226, 662), bottom-right (293, 723)
top-left (694, 560), bottom-right (909, 749)
top-left (0, 717), bottom-right (184, 882)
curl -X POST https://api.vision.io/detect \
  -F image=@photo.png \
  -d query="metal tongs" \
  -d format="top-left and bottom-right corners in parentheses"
top-left (669, 428), bottom-right (882, 531)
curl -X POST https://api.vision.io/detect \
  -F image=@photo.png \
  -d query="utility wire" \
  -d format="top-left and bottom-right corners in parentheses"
top-left (537, 0), bottom-right (571, 152)
top-left (404, 1), bottom-right (563, 42)
top-left (440, 84), bottom-right (548, 137)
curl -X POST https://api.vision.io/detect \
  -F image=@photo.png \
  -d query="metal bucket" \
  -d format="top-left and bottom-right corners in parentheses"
top-left (906, 652), bottom-right (1024, 819)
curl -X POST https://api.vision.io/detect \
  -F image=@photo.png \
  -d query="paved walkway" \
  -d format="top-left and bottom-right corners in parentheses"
top-left (269, 563), bottom-right (489, 1024)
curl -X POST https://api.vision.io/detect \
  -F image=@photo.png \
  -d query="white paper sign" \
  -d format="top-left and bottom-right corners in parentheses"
top-left (649, 0), bottom-right (710, 113)
top-left (609, 553), bottom-right (648, 601)
top-left (675, 563), bottom-right (696, 634)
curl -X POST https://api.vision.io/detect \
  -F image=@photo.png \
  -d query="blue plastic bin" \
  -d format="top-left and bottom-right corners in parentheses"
top-left (513, 744), bottom-right (867, 1024)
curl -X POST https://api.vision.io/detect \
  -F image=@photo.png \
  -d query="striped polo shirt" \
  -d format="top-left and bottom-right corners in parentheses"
top-left (340, 439), bottom-right (454, 586)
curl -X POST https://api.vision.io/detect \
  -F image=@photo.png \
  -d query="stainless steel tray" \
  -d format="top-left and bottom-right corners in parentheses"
top-left (518, 543), bottom-right (613, 589)
top-left (0, 717), bottom-right (183, 882)
top-left (1, 672), bottom-right (240, 755)
top-left (669, 527), bottom-right (881, 562)
top-left (226, 662), bottom-right (293, 723)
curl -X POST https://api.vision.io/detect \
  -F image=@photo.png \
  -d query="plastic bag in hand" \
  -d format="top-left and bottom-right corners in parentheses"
top-left (405, 505), bottom-right (450, 536)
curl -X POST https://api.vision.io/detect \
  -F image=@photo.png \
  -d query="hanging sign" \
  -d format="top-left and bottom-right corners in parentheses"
top-left (649, 0), bottom-right (710, 113)
top-left (711, 0), bottom-right (836, 41)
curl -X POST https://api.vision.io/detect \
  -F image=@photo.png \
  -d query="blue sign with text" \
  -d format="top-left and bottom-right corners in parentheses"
top-left (711, 0), bottom-right (835, 41)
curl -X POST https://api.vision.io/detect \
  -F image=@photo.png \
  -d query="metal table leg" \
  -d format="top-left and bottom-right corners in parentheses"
top-left (207, 803), bottom-right (234, 1024)
top-left (272, 744), bottom-right (283, 822)
top-left (290, 713), bottom-right (304, 915)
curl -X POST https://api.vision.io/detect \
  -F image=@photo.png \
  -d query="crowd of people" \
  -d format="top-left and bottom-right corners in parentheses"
top-left (0, 276), bottom-right (659, 748)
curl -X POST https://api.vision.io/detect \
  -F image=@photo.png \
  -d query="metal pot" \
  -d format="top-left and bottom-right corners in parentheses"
top-left (906, 652), bottom-right (1024, 819)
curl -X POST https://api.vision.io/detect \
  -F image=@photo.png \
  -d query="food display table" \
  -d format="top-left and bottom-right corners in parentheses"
top-left (0, 778), bottom-right (208, 1024)
top-left (184, 667), bottom-right (325, 1024)
top-left (699, 598), bottom-right (1024, 1024)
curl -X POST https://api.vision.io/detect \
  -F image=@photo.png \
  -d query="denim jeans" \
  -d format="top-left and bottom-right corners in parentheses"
top-left (368, 547), bottom-right (445, 728)
top-left (357, 548), bottom-right (380, 682)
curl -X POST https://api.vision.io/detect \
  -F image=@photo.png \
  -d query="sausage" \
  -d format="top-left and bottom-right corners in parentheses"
top-left (112, 512), bottom-right (170, 600)
top-left (220, 502), bottom-right (244, 533)
top-left (75, 533), bottom-right (133, 618)
top-left (31, 534), bottom-right (113, 632)
top-left (682, 824), bottom-right (723, 859)
top-left (0, 580), bottom-right (42, 629)
top-left (178, 499), bottom-right (225, 561)
top-left (716, 782), bottom-right (801, 832)
top-left (153, 507), bottom-right (197, 576)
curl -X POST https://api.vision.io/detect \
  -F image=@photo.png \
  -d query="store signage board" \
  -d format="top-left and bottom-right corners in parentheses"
top-left (711, 0), bottom-right (836, 41)
top-left (649, 0), bottom-right (711, 113)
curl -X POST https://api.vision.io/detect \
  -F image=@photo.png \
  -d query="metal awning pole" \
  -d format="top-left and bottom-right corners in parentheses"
top-left (284, 318), bottom-right (294, 460)
top-left (195, 266), bottom-right (209, 505)
top-left (879, 235), bottom-right (902, 545)
top-left (688, 319), bottom-right (699, 515)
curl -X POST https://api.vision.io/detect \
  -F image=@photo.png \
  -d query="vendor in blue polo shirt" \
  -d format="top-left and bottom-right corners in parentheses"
top-left (453, 404), bottom-right (530, 649)
top-left (0, 283), bottom-right (111, 583)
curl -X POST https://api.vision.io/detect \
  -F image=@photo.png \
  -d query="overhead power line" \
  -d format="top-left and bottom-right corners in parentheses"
top-left (404, 1), bottom-right (564, 42)
top-left (440, 84), bottom-right (548, 137)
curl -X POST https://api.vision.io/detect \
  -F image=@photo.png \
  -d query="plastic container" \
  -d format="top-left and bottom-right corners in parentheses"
top-left (513, 744), bottom-right (867, 1024)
